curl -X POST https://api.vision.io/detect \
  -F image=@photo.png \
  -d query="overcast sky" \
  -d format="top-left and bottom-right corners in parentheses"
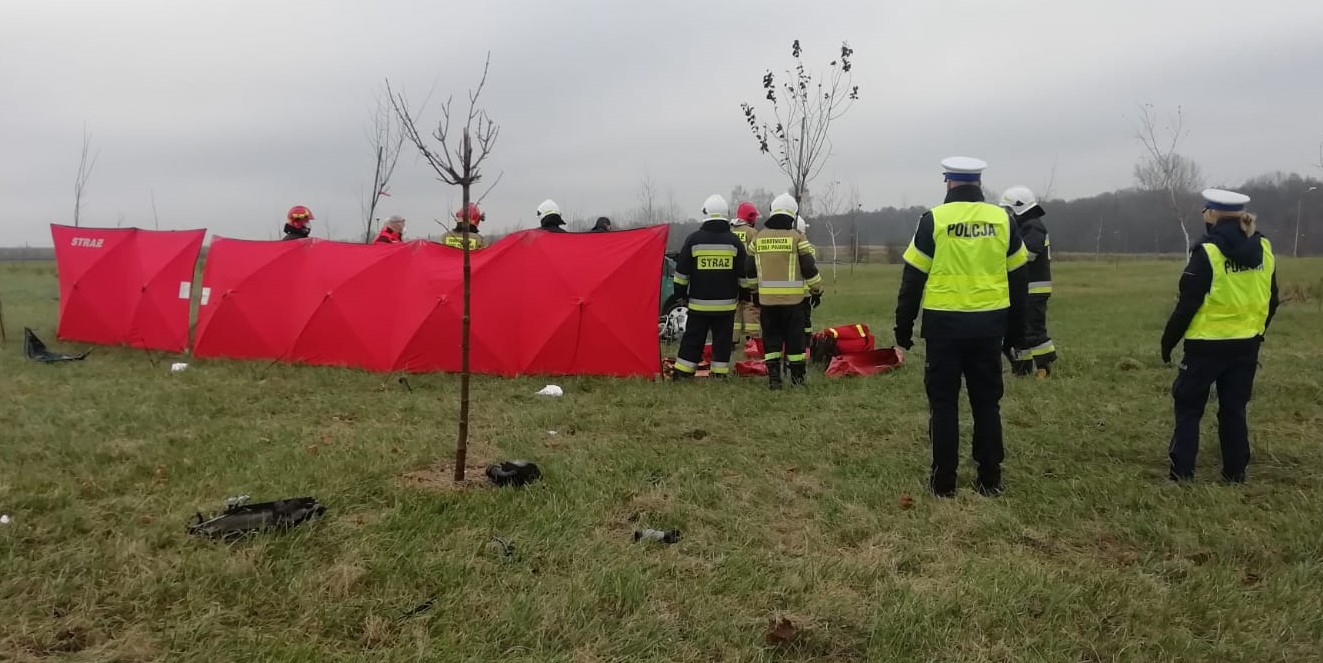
top-left (3, 0), bottom-right (1323, 246)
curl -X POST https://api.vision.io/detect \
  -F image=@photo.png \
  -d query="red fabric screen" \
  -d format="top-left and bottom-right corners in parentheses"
top-left (50, 225), bottom-right (206, 352)
top-left (193, 227), bottom-right (668, 377)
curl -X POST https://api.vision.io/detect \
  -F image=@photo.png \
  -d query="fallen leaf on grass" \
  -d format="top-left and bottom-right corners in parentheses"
top-left (899, 492), bottom-right (915, 509)
top-left (305, 445), bottom-right (319, 456)
top-left (153, 466), bottom-right (167, 483)
top-left (765, 617), bottom-right (800, 646)
top-left (686, 429), bottom-right (709, 441)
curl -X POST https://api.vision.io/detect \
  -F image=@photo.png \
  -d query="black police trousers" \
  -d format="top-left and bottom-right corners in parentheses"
top-left (1168, 349), bottom-right (1258, 480)
top-left (761, 304), bottom-right (806, 364)
top-left (677, 312), bottom-right (735, 375)
top-left (925, 337), bottom-right (1005, 479)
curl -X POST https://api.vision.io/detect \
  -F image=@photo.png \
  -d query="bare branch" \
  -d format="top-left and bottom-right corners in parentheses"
top-left (475, 170), bottom-right (505, 204)
top-left (73, 125), bottom-right (100, 228)
top-left (150, 189), bottom-right (160, 230)
top-left (1129, 102), bottom-right (1201, 250)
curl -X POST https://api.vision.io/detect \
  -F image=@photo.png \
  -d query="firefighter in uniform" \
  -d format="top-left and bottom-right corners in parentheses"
top-left (747, 193), bottom-right (821, 389)
top-left (537, 199), bottom-right (569, 233)
top-left (730, 201), bottom-right (761, 341)
top-left (282, 205), bottom-right (314, 240)
top-left (671, 194), bottom-right (753, 379)
top-left (441, 203), bottom-right (487, 250)
top-left (796, 215), bottom-right (822, 349)
top-left (1161, 189), bottom-right (1279, 484)
top-left (894, 157), bottom-right (1029, 497)
top-left (374, 215), bottom-right (406, 243)
top-left (1000, 186), bottom-right (1056, 377)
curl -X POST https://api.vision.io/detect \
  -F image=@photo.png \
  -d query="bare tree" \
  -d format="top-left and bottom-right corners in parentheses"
top-left (1041, 156), bottom-right (1059, 201)
top-left (741, 40), bottom-right (859, 213)
top-left (638, 173), bottom-right (659, 226)
top-left (73, 126), bottom-right (99, 228)
top-left (362, 90), bottom-right (406, 243)
top-left (815, 180), bottom-right (844, 281)
top-left (1130, 104), bottom-right (1203, 250)
top-left (847, 184), bottom-right (862, 272)
top-left (150, 189), bottom-right (161, 230)
top-left (388, 54), bottom-right (500, 482)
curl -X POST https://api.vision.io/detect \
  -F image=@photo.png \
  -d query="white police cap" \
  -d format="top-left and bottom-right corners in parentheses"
top-left (1202, 188), bottom-right (1250, 212)
top-left (941, 156), bottom-right (987, 182)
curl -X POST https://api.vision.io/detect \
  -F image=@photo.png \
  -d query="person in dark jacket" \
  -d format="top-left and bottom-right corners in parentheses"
top-left (536, 199), bottom-right (568, 233)
top-left (1000, 185), bottom-right (1056, 377)
top-left (282, 205), bottom-right (314, 240)
top-left (894, 157), bottom-right (1029, 498)
top-left (672, 194), bottom-right (753, 379)
top-left (1160, 188), bottom-right (1279, 484)
top-left (591, 217), bottom-right (612, 232)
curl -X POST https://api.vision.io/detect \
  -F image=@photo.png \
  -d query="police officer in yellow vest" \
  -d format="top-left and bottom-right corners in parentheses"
top-left (1160, 189), bottom-right (1280, 484)
top-left (894, 157), bottom-right (1029, 497)
top-left (747, 193), bottom-right (822, 389)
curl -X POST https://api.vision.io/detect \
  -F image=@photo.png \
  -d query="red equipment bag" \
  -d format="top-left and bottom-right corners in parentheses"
top-left (825, 347), bottom-right (905, 378)
top-left (820, 323), bottom-right (874, 354)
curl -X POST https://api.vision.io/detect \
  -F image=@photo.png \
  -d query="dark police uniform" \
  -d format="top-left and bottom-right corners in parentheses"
top-left (894, 161), bottom-right (1029, 497)
top-left (672, 218), bottom-right (753, 378)
top-left (1010, 205), bottom-right (1055, 376)
top-left (1160, 190), bottom-right (1279, 483)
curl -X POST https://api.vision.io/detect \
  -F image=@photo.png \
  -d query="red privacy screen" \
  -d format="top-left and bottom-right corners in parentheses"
top-left (51, 225), bottom-right (206, 352)
top-left (192, 226), bottom-right (668, 377)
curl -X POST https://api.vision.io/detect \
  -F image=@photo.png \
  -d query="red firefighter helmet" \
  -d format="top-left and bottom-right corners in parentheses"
top-left (456, 203), bottom-right (484, 225)
top-left (287, 205), bottom-right (314, 222)
top-left (735, 201), bottom-right (759, 223)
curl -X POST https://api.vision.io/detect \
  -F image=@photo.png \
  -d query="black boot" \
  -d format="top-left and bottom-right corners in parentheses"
top-left (929, 470), bottom-right (957, 498)
top-left (975, 465), bottom-right (1002, 496)
top-left (789, 361), bottom-right (808, 387)
top-left (767, 360), bottom-right (783, 390)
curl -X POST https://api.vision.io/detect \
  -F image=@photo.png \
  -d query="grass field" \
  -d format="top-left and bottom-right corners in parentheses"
top-left (3, 258), bottom-right (1323, 662)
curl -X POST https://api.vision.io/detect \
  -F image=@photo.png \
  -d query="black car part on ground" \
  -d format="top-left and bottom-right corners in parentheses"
top-left (24, 328), bottom-right (90, 363)
top-left (486, 460), bottom-right (542, 487)
top-left (187, 496), bottom-right (325, 539)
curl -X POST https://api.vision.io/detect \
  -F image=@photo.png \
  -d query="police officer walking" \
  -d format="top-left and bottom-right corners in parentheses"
top-left (894, 157), bottom-right (1029, 497)
top-left (671, 195), bottom-right (753, 379)
top-left (1160, 189), bottom-right (1280, 484)
top-left (748, 193), bottom-right (821, 389)
top-left (1000, 186), bottom-right (1056, 377)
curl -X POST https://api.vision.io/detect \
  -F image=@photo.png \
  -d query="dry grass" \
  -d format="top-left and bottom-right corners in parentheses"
top-left (2, 259), bottom-right (1323, 661)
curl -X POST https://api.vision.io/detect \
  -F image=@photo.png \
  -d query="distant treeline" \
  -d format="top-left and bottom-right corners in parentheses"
top-left (657, 172), bottom-right (1323, 258)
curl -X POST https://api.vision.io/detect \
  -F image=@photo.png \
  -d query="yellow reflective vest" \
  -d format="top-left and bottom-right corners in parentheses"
top-left (1185, 239), bottom-right (1275, 340)
top-left (904, 202), bottom-right (1027, 313)
top-left (441, 231), bottom-right (487, 250)
top-left (751, 228), bottom-right (821, 306)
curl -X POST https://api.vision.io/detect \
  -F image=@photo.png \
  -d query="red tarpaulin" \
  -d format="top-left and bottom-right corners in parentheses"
top-left (51, 225), bottom-right (206, 352)
top-left (825, 348), bottom-right (905, 378)
top-left (193, 227), bottom-right (668, 377)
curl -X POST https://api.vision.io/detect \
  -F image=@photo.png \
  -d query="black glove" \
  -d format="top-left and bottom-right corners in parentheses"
top-left (894, 327), bottom-right (913, 351)
top-left (809, 291), bottom-right (823, 309)
top-left (1161, 345), bottom-right (1173, 365)
top-left (752, 292), bottom-right (760, 307)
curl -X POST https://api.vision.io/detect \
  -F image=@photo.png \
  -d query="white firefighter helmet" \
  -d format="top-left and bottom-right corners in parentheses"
top-left (1000, 185), bottom-right (1038, 215)
top-left (770, 193), bottom-right (799, 218)
top-left (536, 199), bottom-right (561, 218)
top-left (795, 215), bottom-right (810, 233)
top-left (701, 194), bottom-right (729, 220)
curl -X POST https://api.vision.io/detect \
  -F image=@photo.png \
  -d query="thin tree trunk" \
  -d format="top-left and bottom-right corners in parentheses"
top-left (0, 294), bottom-right (7, 343)
top-left (454, 128), bottom-right (473, 481)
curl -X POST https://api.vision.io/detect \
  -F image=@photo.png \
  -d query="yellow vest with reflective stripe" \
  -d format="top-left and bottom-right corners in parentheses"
top-left (732, 225), bottom-right (757, 250)
top-left (442, 232), bottom-right (486, 250)
top-left (924, 202), bottom-right (1013, 312)
top-left (1185, 239), bottom-right (1274, 340)
top-left (752, 229), bottom-right (814, 305)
